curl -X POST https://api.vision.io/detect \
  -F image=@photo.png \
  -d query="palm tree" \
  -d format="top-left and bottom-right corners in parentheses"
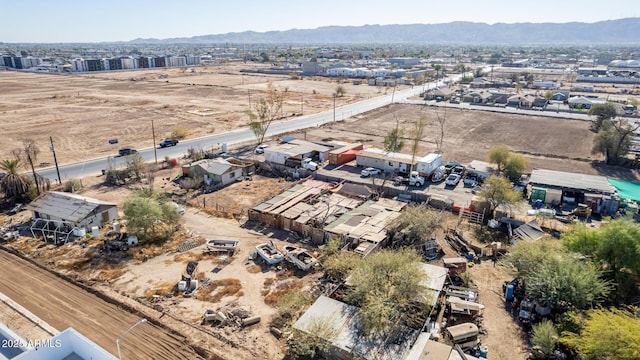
top-left (0, 159), bottom-right (29, 203)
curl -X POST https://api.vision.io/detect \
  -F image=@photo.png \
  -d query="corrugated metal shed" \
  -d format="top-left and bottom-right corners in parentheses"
top-left (420, 263), bottom-right (448, 308)
top-left (530, 169), bottom-right (616, 194)
top-left (25, 191), bottom-right (116, 224)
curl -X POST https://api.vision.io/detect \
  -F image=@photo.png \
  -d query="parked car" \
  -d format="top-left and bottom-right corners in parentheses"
top-left (118, 148), bottom-right (137, 156)
top-left (445, 174), bottom-right (461, 187)
top-left (444, 161), bottom-right (461, 174)
top-left (463, 174), bottom-right (478, 187)
top-left (255, 144), bottom-right (269, 154)
top-left (159, 139), bottom-right (179, 148)
top-left (361, 167), bottom-right (381, 177)
top-left (451, 165), bottom-right (466, 177)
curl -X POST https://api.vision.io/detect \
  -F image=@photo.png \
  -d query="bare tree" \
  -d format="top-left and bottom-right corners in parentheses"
top-left (434, 106), bottom-right (446, 153)
top-left (408, 116), bottom-right (427, 173)
top-left (245, 83), bottom-right (283, 144)
top-left (126, 152), bottom-right (146, 180)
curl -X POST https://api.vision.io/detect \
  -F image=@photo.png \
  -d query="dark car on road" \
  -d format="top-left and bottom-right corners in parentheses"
top-left (159, 139), bottom-right (179, 148)
top-left (118, 148), bottom-right (137, 156)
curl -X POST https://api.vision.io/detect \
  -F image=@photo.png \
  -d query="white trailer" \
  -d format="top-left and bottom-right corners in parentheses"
top-left (416, 153), bottom-right (443, 178)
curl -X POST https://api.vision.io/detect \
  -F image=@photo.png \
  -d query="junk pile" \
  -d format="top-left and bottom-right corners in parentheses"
top-left (203, 306), bottom-right (261, 329)
top-left (179, 261), bottom-right (199, 297)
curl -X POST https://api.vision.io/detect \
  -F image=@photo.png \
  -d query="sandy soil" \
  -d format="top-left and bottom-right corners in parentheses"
top-left (0, 65), bottom-right (386, 165)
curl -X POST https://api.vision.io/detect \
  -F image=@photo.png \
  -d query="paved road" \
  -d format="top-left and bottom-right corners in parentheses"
top-left (37, 80), bottom-right (441, 182)
top-left (0, 249), bottom-right (205, 360)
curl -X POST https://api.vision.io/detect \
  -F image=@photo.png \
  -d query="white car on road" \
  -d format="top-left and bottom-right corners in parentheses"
top-left (361, 167), bottom-right (381, 177)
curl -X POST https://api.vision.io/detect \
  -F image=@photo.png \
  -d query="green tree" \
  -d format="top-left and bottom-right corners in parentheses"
top-left (563, 221), bottom-right (640, 301)
top-left (560, 307), bottom-right (640, 360)
top-left (544, 90), bottom-right (554, 100)
top-left (345, 249), bottom-right (429, 335)
top-left (245, 84), bottom-right (283, 145)
top-left (0, 159), bottom-right (29, 202)
top-left (477, 175), bottom-right (523, 217)
top-left (509, 73), bottom-right (520, 83)
top-left (589, 103), bottom-right (618, 131)
top-left (123, 190), bottom-right (180, 243)
top-left (488, 145), bottom-right (511, 172)
top-left (591, 118), bottom-right (638, 165)
top-left (503, 153), bottom-right (528, 180)
top-left (525, 256), bottom-right (610, 309)
top-left (387, 204), bottom-right (441, 247)
top-left (383, 127), bottom-right (405, 153)
top-left (531, 321), bottom-right (558, 357)
top-left (509, 239), bottom-right (610, 310)
top-left (323, 251), bottom-right (361, 281)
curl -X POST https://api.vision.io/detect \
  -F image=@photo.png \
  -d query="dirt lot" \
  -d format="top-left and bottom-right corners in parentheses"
top-left (300, 103), bottom-right (639, 180)
top-left (0, 65), bottom-right (386, 164)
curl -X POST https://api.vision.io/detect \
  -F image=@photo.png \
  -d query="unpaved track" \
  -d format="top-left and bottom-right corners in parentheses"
top-left (0, 249), bottom-right (205, 360)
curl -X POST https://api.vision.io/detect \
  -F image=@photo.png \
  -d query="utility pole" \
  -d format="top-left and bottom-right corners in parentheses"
top-left (333, 94), bottom-right (336, 122)
top-left (49, 136), bottom-right (61, 185)
top-left (151, 119), bottom-right (158, 164)
top-left (301, 96), bottom-right (303, 115)
top-left (391, 85), bottom-right (396, 104)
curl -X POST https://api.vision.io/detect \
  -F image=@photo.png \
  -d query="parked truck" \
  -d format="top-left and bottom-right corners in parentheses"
top-left (285, 157), bottom-right (318, 171)
top-left (416, 153), bottom-right (443, 179)
top-left (409, 171), bottom-right (425, 186)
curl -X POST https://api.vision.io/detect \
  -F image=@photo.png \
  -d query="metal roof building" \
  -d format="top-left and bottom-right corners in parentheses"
top-left (25, 191), bottom-right (118, 229)
top-left (529, 169), bottom-right (616, 195)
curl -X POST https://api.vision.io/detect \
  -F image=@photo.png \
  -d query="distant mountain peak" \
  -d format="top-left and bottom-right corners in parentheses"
top-left (127, 18), bottom-right (640, 45)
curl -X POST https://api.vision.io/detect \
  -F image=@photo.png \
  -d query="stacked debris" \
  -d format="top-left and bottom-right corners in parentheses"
top-left (203, 306), bottom-right (260, 329)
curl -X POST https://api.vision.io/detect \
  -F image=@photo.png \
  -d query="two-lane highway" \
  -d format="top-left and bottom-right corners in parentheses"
top-left (38, 83), bottom-right (432, 182)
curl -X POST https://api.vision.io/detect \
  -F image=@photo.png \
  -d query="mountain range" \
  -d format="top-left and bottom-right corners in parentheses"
top-left (128, 18), bottom-right (640, 45)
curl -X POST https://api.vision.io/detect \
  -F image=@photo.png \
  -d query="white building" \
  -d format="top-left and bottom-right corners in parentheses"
top-left (15, 328), bottom-right (118, 360)
top-left (71, 59), bottom-right (86, 72)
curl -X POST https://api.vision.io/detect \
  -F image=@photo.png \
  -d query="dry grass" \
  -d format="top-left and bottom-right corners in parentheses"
top-left (144, 281), bottom-right (176, 300)
top-left (195, 278), bottom-right (242, 303)
top-left (173, 252), bottom-right (203, 262)
top-left (96, 267), bottom-right (126, 282)
top-left (264, 279), bottom-right (304, 305)
top-left (264, 278), bottom-right (275, 287)
top-left (247, 264), bottom-right (262, 273)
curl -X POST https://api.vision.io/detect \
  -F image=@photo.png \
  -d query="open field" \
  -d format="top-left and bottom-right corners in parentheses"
top-left (297, 103), bottom-right (639, 180)
top-left (0, 64), bottom-right (386, 164)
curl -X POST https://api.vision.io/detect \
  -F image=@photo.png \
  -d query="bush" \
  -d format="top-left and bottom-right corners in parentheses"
top-left (170, 127), bottom-right (189, 139)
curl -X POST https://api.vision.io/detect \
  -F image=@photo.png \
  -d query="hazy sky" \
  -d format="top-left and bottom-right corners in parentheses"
top-left (2, 0), bottom-right (637, 43)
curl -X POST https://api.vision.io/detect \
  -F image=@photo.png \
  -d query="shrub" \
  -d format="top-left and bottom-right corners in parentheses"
top-left (171, 127), bottom-right (189, 139)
